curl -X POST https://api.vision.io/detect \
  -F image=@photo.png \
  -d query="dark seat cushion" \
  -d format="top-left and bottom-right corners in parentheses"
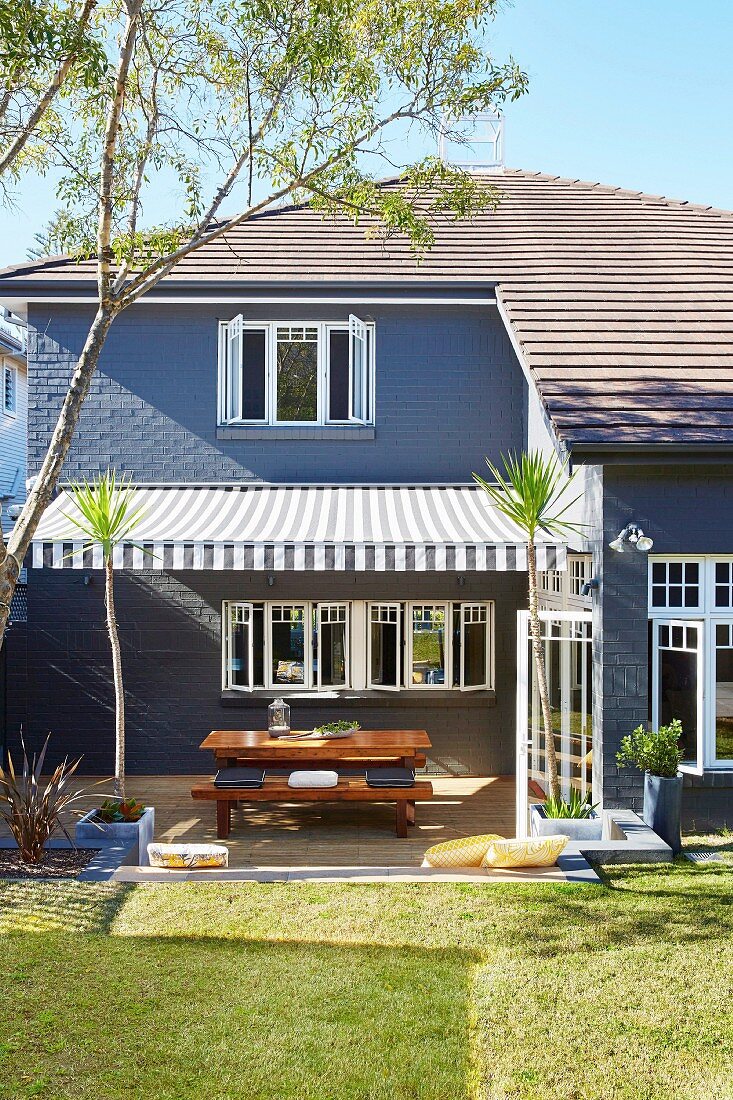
top-left (214, 767), bottom-right (265, 789)
top-left (365, 767), bottom-right (415, 789)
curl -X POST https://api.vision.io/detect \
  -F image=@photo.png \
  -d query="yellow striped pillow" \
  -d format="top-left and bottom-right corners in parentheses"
top-left (423, 834), bottom-right (504, 869)
top-left (481, 835), bottom-right (568, 869)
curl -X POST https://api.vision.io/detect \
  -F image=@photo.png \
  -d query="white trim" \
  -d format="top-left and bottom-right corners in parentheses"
top-left (316, 602), bottom-right (350, 689)
top-left (367, 602), bottom-right (402, 691)
top-left (7, 295), bottom-right (498, 309)
top-left (218, 318), bottom-right (375, 428)
top-left (651, 618), bottom-right (705, 775)
top-left (2, 359), bottom-right (16, 416)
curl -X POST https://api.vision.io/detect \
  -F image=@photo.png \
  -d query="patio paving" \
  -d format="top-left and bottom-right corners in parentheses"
top-left (123, 774), bottom-right (516, 869)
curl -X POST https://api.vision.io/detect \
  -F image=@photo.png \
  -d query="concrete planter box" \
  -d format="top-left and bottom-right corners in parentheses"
top-left (643, 772), bottom-right (683, 854)
top-left (530, 803), bottom-right (603, 841)
top-left (76, 806), bottom-right (155, 866)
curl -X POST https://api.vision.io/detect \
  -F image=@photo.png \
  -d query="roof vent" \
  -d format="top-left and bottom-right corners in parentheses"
top-left (439, 110), bottom-right (505, 173)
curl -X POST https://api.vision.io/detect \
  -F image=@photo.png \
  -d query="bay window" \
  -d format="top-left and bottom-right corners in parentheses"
top-left (224, 600), bottom-right (493, 693)
top-left (219, 317), bottom-right (374, 426)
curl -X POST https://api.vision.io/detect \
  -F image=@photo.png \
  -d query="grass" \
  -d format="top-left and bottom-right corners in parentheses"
top-left (1, 862), bottom-right (733, 1099)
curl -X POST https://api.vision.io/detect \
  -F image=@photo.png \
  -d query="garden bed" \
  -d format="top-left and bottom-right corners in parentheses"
top-left (0, 848), bottom-right (101, 880)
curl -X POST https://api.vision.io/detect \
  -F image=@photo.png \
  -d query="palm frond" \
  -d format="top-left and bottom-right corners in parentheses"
top-left (473, 450), bottom-right (585, 542)
top-left (61, 469), bottom-right (153, 563)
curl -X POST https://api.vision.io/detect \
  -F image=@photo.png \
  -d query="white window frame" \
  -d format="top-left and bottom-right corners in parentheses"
top-left (648, 556), bottom-right (704, 613)
top-left (222, 602), bottom-right (255, 691)
top-left (218, 318), bottom-right (375, 427)
top-left (458, 602), bottom-right (493, 691)
top-left (648, 557), bottom-right (733, 770)
top-left (367, 602), bottom-right (402, 692)
top-left (651, 618), bottom-right (705, 775)
top-left (711, 620), bottom-right (733, 768)
top-left (267, 602), bottom-right (311, 689)
top-left (2, 360), bottom-right (16, 417)
top-left (222, 599), bottom-right (494, 695)
top-left (316, 602), bottom-right (350, 689)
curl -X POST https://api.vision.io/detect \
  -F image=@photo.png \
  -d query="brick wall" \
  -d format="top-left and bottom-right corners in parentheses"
top-left (591, 463), bottom-right (733, 815)
top-left (20, 567), bottom-right (528, 777)
top-left (27, 302), bottom-right (527, 484)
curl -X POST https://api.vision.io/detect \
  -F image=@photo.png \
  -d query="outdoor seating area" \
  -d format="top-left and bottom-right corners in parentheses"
top-left (105, 774), bottom-right (516, 869)
top-left (194, 728), bottom-right (435, 838)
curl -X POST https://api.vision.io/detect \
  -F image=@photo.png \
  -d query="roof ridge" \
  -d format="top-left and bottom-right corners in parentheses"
top-left (501, 167), bottom-right (733, 219)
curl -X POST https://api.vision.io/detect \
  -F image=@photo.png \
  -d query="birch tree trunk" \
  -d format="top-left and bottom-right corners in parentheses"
top-left (527, 538), bottom-right (561, 802)
top-left (105, 555), bottom-right (125, 800)
top-left (0, 305), bottom-right (116, 649)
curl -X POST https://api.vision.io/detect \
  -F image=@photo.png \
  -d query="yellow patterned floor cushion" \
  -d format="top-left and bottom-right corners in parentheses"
top-left (147, 843), bottom-right (228, 869)
top-left (481, 835), bottom-right (568, 869)
top-left (423, 834), bottom-right (504, 869)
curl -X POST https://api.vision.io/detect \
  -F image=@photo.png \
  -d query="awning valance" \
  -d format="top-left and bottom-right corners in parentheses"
top-left (31, 484), bottom-right (567, 571)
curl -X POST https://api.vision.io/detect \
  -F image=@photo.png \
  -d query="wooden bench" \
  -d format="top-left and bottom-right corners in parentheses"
top-left (191, 776), bottom-right (434, 838)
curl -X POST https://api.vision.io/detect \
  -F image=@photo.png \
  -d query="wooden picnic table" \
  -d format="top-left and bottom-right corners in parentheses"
top-left (195, 729), bottom-right (434, 838)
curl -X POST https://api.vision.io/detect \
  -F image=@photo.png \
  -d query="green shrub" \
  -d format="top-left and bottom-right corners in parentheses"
top-left (95, 798), bottom-right (146, 823)
top-left (543, 789), bottom-right (598, 819)
top-left (616, 720), bottom-right (684, 778)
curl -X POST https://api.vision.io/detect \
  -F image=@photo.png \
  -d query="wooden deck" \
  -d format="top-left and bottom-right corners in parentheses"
top-left (21, 775), bottom-right (513, 869)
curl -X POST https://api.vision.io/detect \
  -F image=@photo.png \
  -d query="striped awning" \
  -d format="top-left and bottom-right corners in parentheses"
top-left (31, 484), bottom-right (567, 571)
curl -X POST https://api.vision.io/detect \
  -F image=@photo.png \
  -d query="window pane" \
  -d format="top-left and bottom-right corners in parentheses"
top-left (411, 606), bottom-right (446, 685)
top-left (716, 635), bottom-right (733, 761)
top-left (658, 642), bottom-right (698, 764)
top-left (229, 608), bottom-right (250, 687)
top-left (328, 330), bottom-right (350, 421)
top-left (370, 607), bottom-right (400, 687)
top-left (464, 619), bottom-right (488, 687)
top-left (271, 605), bottom-right (306, 684)
top-left (319, 605), bottom-right (348, 687)
top-left (276, 329), bottom-right (318, 422)
top-left (242, 330), bottom-right (266, 420)
top-left (253, 606), bottom-right (265, 687)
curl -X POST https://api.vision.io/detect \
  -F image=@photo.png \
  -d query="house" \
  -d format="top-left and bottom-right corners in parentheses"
top-left (0, 305), bottom-right (28, 761)
top-left (1, 160), bottom-right (732, 830)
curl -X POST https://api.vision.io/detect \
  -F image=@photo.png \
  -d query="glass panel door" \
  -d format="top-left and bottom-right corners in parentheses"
top-left (516, 611), bottom-right (593, 837)
top-left (651, 619), bottom-right (704, 775)
top-left (713, 622), bottom-right (733, 765)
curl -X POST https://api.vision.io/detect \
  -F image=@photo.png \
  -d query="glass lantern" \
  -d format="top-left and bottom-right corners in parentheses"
top-left (268, 697), bottom-right (291, 738)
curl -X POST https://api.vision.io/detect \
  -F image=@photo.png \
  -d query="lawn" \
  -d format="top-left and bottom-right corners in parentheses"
top-left (1, 860), bottom-right (732, 1100)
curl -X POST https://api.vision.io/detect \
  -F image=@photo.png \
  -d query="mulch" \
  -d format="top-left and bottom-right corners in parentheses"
top-left (0, 848), bottom-right (100, 880)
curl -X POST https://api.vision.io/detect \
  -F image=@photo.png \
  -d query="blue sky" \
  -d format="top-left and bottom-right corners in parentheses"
top-left (1, 0), bottom-right (732, 267)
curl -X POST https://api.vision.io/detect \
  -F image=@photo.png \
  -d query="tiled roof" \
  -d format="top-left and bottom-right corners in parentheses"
top-left (2, 169), bottom-right (733, 449)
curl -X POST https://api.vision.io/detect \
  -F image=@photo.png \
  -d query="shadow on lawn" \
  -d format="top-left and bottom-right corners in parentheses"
top-left (0, 932), bottom-right (476, 1100)
top-left (0, 881), bottom-right (133, 935)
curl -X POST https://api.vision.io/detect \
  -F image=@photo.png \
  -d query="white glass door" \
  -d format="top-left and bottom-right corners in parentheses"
top-left (516, 610), bottom-right (593, 837)
top-left (651, 619), bottom-right (704, 775)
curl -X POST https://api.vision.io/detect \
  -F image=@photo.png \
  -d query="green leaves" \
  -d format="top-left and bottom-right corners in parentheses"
top-left (61, 468), bottom-right (150, 562)
top-left (473, 450), bottom-right (584, 541)
top-left (543, 789), bottom-right (598, 820)
top-left (28, 0), bottom-right (527, 279)
top-left (616, 720), bottom-right (685, 779)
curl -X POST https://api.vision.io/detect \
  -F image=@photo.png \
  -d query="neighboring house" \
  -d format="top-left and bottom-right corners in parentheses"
top-left (1, 160), bottom-right (733, 828)
top-left (0, 306), bottom-right (28, 761)
top-left (0, 307), bottom-right (27, 538)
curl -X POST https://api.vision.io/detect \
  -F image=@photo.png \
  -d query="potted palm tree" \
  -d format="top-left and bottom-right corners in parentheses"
top-left (616, 720), bottom-right (684, 853)
top-left (474, 451), bottom-right (602, 839)
top-left (61, 470), bottom-right (155, 862)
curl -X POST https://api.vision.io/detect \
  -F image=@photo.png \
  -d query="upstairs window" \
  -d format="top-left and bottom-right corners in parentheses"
top-left (2, 361), bottom-right (16, 416)
top-left (219, 317), bottom-right (374, 426)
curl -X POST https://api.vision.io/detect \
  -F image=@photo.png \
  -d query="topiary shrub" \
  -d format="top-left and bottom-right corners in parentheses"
top-left (616, 719), bottom-right (684, 778)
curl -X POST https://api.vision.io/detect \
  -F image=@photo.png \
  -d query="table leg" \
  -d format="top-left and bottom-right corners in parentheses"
top-left (395, 800), bottom-right (408, 838)
top-left (406, 800), bottom-right (416, 826)
top-left (217, 800), bottom-right (231, 839)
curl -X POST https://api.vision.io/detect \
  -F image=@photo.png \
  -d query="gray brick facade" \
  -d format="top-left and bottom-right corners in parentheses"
top-left (27, 302), bottom-right (526, 484)
top-left (19, 568), bottom-right (527, 777)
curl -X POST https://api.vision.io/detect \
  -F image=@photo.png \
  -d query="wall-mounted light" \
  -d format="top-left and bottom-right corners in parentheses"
top-left (267, 574), bottom-right (275, 587)
top-left (580, 577), bottom-right (600, 596)
top-left (609, 523), bottom-right (654, 554)
top-left (457, 575), bottom-right (466, 587)
top-left (83, 574), bottom-right (93, 586)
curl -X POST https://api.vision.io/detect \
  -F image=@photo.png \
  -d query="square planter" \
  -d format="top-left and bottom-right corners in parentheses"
top-left (76, 806), bottom-right (155, 866)
top-left (530, 803), bottom-right (603, 841)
